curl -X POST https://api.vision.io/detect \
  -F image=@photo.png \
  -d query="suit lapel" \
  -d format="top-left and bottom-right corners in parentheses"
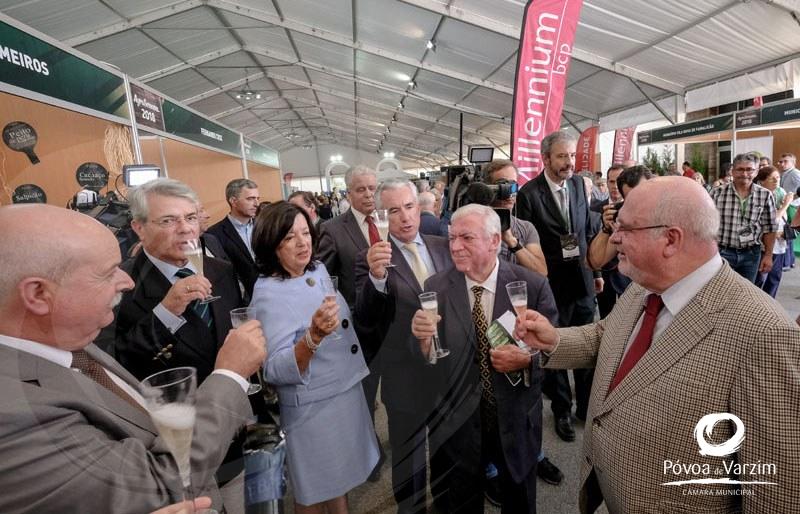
top-left (536, 174), bottom-right (568, 232)
top-left (390, 239), bottom-right (421, 294)
top-left (223, 217), bottom-right (253, 264)
top-left (203, 258), bottom-right (229, 349)
top-left (492, 261), bottom-right (515, 322)
top-left (600, 268), bottom-right (729, 412)
top-left (422, 234), bottom-right (449, 274)
top-left (342, 210), bottom-right (369, 251)
top-left (131, 254), bottom-right (172, 311)
top-left (443, 270), bottom-right (475, 345)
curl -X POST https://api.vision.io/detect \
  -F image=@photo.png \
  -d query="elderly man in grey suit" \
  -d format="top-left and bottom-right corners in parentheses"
top-left (317, 164), bottom-right (386, 476)
top-left (517, 177), bottom-right (800, 514)
top-left (412, 204), bottom-right (559, 513)
top-left (0, 204), bottom-right (267, 514)
top-left (354, 178), bottom-right (453, 513)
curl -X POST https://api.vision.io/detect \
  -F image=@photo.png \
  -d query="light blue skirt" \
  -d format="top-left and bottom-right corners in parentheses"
top-left (282, 382), bottom-right (379, 505)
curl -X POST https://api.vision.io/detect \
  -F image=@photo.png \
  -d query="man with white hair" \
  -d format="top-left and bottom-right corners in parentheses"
top-left (411, 204), bottom-right (558, 513)
top-left (0, 204), bottom-right (266, 513)
top-left (516, 177), bottom-right (800, 513)
top-left (418, 190), bottom-right (448, 237)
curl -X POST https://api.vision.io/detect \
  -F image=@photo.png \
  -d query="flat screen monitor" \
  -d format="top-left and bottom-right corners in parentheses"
top-left (123, 164), bottom-right (160, 187)
top-left (468, 146), bottom-right (494, 164)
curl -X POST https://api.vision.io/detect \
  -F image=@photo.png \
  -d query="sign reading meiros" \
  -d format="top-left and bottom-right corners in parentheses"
top-left (0, 43), bottom-right (49, 75)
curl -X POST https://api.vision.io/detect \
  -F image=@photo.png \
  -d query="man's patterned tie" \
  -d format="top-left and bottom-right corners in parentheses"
top-left (471, 285), bottom-right (496, 428)
top-left (71, 350), bottom-right (147, 413)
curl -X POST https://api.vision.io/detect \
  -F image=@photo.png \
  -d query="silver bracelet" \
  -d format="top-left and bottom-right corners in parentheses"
top-left (304, 329), bottom-right (321, 353)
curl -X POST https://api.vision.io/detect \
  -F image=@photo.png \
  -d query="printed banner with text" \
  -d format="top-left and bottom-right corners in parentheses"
top-left (510, 0), bottom-right (584, 184)
top-left (612, 126), bottom-right (636, 165)
top-left (576, 126), bottom-right (598, 172)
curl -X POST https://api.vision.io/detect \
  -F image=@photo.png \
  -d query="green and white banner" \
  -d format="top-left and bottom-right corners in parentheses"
top-left (0, 19), bottom-right (128, 118)
top-left (244, 139), bottom-right (280, 168)
top-left (162, 100), bottom-right (241, 155)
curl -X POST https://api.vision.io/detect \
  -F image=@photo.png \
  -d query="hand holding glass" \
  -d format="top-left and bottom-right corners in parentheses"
top-left (505, 281), bottom-right (537, 355)
top-left (419, 292), bottom-right (449, 363)
top-left (182, 239), bottom-right (220, 303)
top-left (141, 367), bottom-right (198, 512)
top-left (230, 307), bottom-right (265, 394)
top-left (320, 277), bottom-right (342, 340)
top-left (373, 210), bottom-right (395, 267)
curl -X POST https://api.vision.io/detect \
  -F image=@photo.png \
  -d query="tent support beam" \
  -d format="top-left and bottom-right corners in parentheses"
top-left (629, 78), bottom-right (675, 125)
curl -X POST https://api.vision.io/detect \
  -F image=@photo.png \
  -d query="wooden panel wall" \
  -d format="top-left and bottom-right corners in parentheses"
top-left (0, 92), bottom-right (128, 206)
top-left (738, 127), bottom-right (800, 162)
top-left (247, 162), bottom-right (283, 203)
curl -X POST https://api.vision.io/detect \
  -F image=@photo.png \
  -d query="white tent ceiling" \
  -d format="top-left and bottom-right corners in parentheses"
top-left (2, 0), bottom-right (799, 170)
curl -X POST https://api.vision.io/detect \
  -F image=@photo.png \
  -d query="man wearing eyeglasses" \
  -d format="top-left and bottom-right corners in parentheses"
top-left (96, 178), bottom-right (248, 512)
top-left (710, 153), bottom-right (778, 283)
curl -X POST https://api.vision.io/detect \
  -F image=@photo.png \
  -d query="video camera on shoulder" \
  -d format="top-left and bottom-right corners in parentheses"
top-left (444, 146), bottom-right (517, 213)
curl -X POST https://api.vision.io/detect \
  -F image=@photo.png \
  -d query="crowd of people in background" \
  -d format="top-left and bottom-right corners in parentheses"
top-left (1, 132), bottom-right (798, 514)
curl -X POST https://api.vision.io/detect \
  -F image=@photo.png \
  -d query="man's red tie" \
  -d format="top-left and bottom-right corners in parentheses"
top-left (607, 294), bottom-right (664, 394)
top-left (365, 215), bottom-right (381, 245)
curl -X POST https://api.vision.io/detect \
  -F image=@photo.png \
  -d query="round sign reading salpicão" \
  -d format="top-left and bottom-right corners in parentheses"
top-left (75, 162), bottom-right (109, 192)
top-left (12, 184), bottom-right (47, 204)
top-left (2, 121), bottom-right (40, 164)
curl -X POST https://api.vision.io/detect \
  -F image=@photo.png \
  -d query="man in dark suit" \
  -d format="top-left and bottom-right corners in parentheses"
top-left (0, 203), bottom-right (266, 514)
top-left (411, 204), bottom-right (558, 513)
top-left (418, 190), bottom-right (448, 237)
top-left (206, 179), bottom-right (260, 301)
top-left (354, 179), bottom-right (453, 513)
top-left (516, 131), bottom-right (601, 441)
top-left (96, 178), bottom-right (249, 512)
top-left (198, 204), bottom-right (230, 262)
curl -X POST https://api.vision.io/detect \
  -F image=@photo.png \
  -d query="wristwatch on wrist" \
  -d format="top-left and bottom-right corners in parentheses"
top-left (510, 241), bottom-right (524, 253)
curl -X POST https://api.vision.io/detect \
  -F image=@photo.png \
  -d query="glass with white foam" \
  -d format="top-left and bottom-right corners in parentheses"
top-left (374, 210), bottom-right (395, 267)
top-left (141, 367), bottom-right (198, 512)
top-left (182, 238), bottom-right (221, 303)
top-left (320, 276), bottom-right (343, 340)
top-left (418, 291), bottom-right (449, 364)
top-left (230, 307), bottom-right (264, 394)
top-left (505, 280), bottom-right (537, 354)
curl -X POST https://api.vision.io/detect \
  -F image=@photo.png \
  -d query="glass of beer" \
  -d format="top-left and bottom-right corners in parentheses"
top-left (141, 367), bottom-right (198, 511)
top-left (182, 238), bottom-right (220, 303)
top-left (230, 307), bottom-right (265, 394)
top-left (418, 291), bottom-right (449, 364)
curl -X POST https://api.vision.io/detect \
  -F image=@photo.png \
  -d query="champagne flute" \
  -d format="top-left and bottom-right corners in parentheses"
top-left (374, 210), bottom-right (395, 268)
top-left (141, 367), bottom-right (198, 512)
top-left (418, 292), bottom-right (449, 364)
top-left (230, 307), bottom-right (265, 394)
top-left (320, 276), bottom-right (343, 340)
top-left (182, 239), bottom-right (221, 304)
top-left (505, 281), bottom-right (537, 354)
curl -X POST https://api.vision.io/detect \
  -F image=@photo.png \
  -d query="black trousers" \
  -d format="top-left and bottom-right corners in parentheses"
top-left (430, 409), bottom-right (537, 514)
top-left (386, 403), bottom-right (429, 514)
top-left (544, 294), bottom-right (596, 420)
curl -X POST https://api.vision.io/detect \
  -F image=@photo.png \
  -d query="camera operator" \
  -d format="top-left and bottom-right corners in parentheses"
top-left (483, 160), bottom-right (548, 276)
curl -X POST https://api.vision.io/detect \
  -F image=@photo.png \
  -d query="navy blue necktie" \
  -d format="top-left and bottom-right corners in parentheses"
top-left (174, 268), bottom-right (213, 329)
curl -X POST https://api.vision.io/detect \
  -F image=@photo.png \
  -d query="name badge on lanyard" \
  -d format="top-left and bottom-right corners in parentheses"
top-left (560, 234), bottom-right (580, 260)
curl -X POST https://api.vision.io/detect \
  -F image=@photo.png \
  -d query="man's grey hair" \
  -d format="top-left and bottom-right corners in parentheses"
top-left (418, 191), bottom-right (436, 210)
top-left (649, 184), bottom-right (720, 243)
top-left (452, 203), bottom-right (502, 242)
top-left (344, 165), bottom-right (377, 189)
top-left (541, 131), bottom-right (577, 157)
top-left (375, 178), bottom-right (417, 209)
top-left (731, 153), bottom-right (759, 169)
top-left (225, 178), bottom-right (258, 203)
top-left (129, 178), bottom-right (199, 222)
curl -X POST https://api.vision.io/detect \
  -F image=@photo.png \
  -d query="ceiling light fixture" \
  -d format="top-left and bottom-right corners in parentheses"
top-left (426, 40), bottom-right (436, 51)
top-left (408, 80), bottom-right (416, 89)
top-left (383, 152), bottom-right (395, 159)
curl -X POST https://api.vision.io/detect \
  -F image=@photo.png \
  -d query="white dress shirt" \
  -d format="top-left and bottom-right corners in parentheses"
top-left (465, 258), bottom-right (500, 321)
top-left (369, 233), bottom-right (436, 292)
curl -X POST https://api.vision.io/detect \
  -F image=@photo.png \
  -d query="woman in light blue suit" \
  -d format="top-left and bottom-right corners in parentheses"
top-left (250, 202), bottom-right (378, 513)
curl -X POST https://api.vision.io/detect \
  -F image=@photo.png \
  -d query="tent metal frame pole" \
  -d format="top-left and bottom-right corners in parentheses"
top-left (629, 78), bottom-right (675, 125)
top-left (562, 113), bottom-right (581, 133)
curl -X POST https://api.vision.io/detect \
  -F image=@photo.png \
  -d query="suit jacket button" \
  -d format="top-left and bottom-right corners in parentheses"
top-left (342, 319), bottom-right (349, 329)
top-left (350, 344), bottom-right (358, 354)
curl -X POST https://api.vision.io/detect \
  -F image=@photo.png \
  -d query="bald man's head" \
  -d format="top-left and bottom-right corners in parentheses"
top-left (0, 205), bottom-right (133, 348)
top-left (418, 191), bottom-right (436, 211)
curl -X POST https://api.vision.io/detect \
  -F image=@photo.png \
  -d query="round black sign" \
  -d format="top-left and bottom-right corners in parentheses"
top-left (12, 184), bottom-right (47, 204)
top-left (75, 162), bottom-right (109, 191)
top-left (2, 121), bottom-right (40, 164)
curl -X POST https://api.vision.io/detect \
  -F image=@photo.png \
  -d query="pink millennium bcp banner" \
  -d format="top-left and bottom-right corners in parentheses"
top-left (612, 126), bottom-right (636, 165)
top-left (510, 0), bottom-right (585, 185)
top-left (576, 126), bottom-right (598, 172)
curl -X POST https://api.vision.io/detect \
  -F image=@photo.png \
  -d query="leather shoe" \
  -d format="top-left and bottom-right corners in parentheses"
top-left (537, 457), bottom-right (564, 485)
top-left (555, 415), bottom-right (576, 442)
